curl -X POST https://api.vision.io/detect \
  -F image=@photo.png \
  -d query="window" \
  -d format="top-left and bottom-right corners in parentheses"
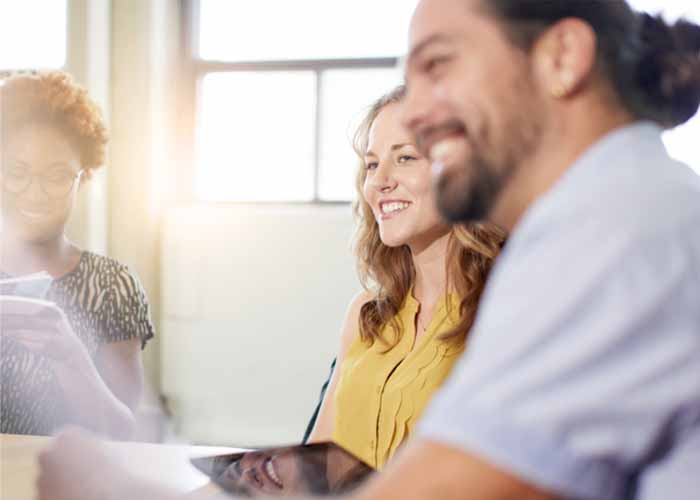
top-left (0, 0), bottom-right (67, 71)
top-left (188, 0), bottom-right (700, 203)
top-left (319, 68), bottom-right (403, 200)
top-left (198, 0), bottom-right (417, 62)
top-left (197, 71), bottom-right (317, 202)
top-left (629, 0), bottom-right (700, 175)
top-left (189, 0), bottom-right (415, 202)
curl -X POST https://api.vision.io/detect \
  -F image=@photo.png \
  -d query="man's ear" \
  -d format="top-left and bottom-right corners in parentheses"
top-left (531, 18), bottom-right (597, 99)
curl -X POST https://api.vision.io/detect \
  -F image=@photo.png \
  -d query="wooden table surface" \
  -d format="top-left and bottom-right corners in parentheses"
top-left (0, 433), bottom-right (239, 500)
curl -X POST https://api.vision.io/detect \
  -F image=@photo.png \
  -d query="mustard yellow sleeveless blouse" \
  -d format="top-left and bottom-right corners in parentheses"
top-left (333, 292), bottom-right (464, 470)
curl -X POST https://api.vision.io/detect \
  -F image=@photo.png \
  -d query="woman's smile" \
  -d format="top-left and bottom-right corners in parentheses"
top-left (378, 199), bottom-right (412, 220)
top-left (16, 206), bottom-right (53, 221)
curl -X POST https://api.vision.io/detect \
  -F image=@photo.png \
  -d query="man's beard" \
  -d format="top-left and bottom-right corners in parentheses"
top-left (435, 152), bottom-right (511, 223)
top-left (435, 110), bottom-right (543, 224)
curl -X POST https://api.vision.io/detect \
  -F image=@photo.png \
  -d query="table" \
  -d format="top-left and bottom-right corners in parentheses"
top-left (0, 434), bottom-right (239, 500)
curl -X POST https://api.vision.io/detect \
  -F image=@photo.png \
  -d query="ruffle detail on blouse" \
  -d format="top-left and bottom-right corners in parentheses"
top-left (378, 341), bottom-right (460, 468)
top-left (333, 291), bottom-right (464, 470)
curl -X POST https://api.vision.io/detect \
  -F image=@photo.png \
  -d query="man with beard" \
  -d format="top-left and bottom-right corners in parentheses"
top-left (37, 1), bottom-right (700, 500)
top-left (383, 0), bottom-right (700, 499)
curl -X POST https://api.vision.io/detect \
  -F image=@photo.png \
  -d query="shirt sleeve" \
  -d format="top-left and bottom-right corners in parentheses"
top-left (417, 220), bottom-right (700, 500)
top-left (102, 265), bottom-right (155, 349)
top-left (638, 424), bottom-right (700, 499)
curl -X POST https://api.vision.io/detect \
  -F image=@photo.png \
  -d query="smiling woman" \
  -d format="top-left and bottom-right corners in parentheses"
top-left (305, 86), bottom-right (506, 470)
top-left (0, 72), bottom-right (154, 438)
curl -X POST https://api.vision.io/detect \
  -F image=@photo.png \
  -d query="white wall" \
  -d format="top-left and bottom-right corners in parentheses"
top-left (64, 0), bottom-right (111, 255)
top-left (160, 204), bottom-right (360, 446)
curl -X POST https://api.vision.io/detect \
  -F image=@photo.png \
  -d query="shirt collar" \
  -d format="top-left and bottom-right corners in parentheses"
top-left (508, 120), bottom-right (665, 242)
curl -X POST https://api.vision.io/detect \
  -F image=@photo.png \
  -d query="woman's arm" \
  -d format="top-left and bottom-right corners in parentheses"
top-left (57, 263), bottom-right (152, 439)
top-left (62, 265), bottom-right (152, 438)
top-left (302, 358), bottom-right (336, 443)
top-left (51, 337), bottom-right (143, 439)
top-left (8, 304), bottom-right (143, 439)
top-left (306, 290), bottom-right (373, 443)
top-left (95, 338), bottom-right (145, 414)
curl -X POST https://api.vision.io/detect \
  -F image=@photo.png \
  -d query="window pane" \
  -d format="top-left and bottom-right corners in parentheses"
top-left (199, 0), bottom-right (419, 61)
top-left (628, 0), bottom-right (698, 19)
top-left (318, 68), bottom-right (403, 201)
top-left (196, 72), bottom-right (316, 201)
top-left (0, 0), bottom-right (67, 70)
top-left (629, 0), bottom-right (700, 175)
top-left (664, 120), bottom-right (700, 175)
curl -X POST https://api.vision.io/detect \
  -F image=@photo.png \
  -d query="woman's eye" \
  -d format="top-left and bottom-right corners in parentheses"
top-left (48, 172), bottom-right (73, 183)
top-left (424, 55), bottom-right (450, 76)
top-left (365, 161), bottom-right (378, 171)
top-left (397, 155), bottom-right (417, 164)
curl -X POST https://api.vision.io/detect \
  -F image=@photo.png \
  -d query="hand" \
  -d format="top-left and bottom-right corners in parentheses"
top-left (37, 428), bottom-right (127, 500)
top-left (38, 429), bottom-right (206, 500)
top-left (1, 302), bottom-right (89, 365)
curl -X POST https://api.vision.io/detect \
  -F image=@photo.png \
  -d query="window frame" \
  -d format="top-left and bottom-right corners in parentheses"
top-left (179, 0), bottom-right (403, 204)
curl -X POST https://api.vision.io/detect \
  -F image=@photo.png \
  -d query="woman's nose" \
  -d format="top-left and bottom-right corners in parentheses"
top-left (24, 176), bottom-right (51, 202)
top-left (369, 160), bottom-right (397, 193)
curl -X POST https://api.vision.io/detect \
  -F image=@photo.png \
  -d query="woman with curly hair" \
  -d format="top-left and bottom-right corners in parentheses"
top-left (306, 86), bottom-right (505, 470)
top-left (0, 71), bottom-right (154, 438)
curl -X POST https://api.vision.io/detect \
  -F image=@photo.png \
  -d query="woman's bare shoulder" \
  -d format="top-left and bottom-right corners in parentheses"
top-left (339, 289), bottom-right (375, 352)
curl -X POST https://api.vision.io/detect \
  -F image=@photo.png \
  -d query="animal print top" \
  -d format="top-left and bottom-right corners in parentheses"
top-left (0, 251), bottom-right (154, 435)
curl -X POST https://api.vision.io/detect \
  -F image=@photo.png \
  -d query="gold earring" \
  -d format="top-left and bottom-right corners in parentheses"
top-left (551, 82), bottom-right (567, 98)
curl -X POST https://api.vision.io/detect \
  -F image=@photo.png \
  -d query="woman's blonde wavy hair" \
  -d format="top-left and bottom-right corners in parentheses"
top-left (352, 85), bottom-right (506, 349)
top-left (1, 70), bottom-right (108, 180)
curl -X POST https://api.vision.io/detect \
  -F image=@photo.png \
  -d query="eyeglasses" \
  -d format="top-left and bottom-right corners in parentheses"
top-left (1, 169), bottom-right (84, 199)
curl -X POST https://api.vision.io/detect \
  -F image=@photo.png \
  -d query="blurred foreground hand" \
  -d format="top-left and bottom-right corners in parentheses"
top-left (37, 428), bottom-right (195, 500)
top-left (37, 428), bottom-right (126, 500)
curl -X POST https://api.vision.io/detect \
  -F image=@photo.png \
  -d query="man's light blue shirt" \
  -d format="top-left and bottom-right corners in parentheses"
top-left (417, 122), bottom-right (700, 500)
